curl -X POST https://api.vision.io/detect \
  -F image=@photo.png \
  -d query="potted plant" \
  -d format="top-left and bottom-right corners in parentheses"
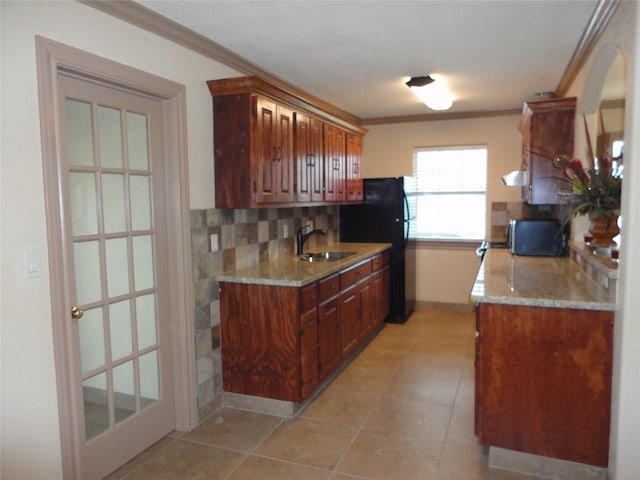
top-left (554, 115), bottom-right (623, 248)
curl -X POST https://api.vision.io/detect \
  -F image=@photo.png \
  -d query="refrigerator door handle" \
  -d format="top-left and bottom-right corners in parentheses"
top-left (403, 190), bottom-right (411, 248)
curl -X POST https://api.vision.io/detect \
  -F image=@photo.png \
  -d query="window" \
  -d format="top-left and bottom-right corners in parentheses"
top-left (405, 145), bottom-right (487, 241)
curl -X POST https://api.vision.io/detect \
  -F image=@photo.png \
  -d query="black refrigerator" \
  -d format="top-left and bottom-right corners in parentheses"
top-left (339, 177), bottom-right (415, 324)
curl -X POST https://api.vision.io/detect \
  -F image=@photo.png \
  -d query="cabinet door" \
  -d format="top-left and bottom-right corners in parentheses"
top-left (324, 124), bottom-right (346, 202)
top-left (254, 96), bottom-right (278, 204)
top-left (339, 285), bottom-right (359, 358)
top-left (275, 104), bottom-right (295, 203)
top-left (370, 269), bottom-right (386, 328)
top-left (521, 98), bottom-right (575, 205)
top-left (476, 303), bottom-right (613, 467)
top-left (295, 114), bottom-right (324, 203)
top-left (254, 96), bottom-right (294, 204)
top-left (300, 307), bottom-right (319, 399)
top-left (318, 297), bottom-right (341, 381)
top-left (358, 279), bottom-right (372, 342)
top-left (345, 133), bottom-right (363, 202)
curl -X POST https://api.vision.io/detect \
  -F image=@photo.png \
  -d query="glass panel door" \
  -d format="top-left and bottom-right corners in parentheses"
top-left (65, 96), bottom-right (161, 442)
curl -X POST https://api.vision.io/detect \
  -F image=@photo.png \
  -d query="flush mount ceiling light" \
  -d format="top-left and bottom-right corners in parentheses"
top-left (406, 75), bottom-right (453, 111)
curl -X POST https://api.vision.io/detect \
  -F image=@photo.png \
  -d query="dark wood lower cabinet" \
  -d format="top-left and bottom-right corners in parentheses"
top-left (219, 283), bottom-right (300, 401)
top-left (220, 251), bottom-right (390, 403)
top-left (475, 302), bottom-right (613, 467)
top-left (318, 296), bottom-right (341, 382)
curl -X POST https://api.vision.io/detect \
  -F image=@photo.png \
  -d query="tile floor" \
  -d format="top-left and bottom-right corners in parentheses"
top-left (106, 308), bottom-right (542, 480)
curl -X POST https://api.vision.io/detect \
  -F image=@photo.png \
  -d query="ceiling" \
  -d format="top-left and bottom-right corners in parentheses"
top-left (137, 0), bottom-right (603, 121)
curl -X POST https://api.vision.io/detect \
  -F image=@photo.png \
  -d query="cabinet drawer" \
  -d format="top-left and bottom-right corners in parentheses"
top-left (372, 251), bottom-right (390, 271)
top-left (301, 283), bottom-right (318, 313)
top-left (318, 274), bottom-right (340, 302)
top-left (340, 260), bottom-right (372, 289)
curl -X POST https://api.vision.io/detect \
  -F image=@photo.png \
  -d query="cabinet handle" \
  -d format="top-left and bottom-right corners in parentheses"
top-left (306, 154), bottom-right (315, 167)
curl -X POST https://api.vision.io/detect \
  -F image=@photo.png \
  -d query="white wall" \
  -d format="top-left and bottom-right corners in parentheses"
top-left (363, 115), bottom-right (523, 306)
top-left (563, 3), bottom-right (640, 478)
top-left (0, 2), bottom-right (238, 478)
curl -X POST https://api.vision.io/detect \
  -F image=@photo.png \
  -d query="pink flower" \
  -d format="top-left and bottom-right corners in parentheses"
top-left (565, 160), bottom-right (589, 185)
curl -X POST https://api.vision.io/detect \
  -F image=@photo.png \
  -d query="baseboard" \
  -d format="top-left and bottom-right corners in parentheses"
top-left (489, 446), bottom-right (608, 480)
top-left (414, 301), bottom-right (475, 312)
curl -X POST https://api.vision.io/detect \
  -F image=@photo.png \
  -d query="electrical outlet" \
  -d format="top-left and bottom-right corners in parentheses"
top-left (208, 227), bottom-right (220, 252)
top-left (283, 224), bottom-right (289, 237)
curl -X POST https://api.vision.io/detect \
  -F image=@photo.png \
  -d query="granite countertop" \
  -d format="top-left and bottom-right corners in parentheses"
top-left (215, 242), bottom-right (392, 287)
top-left (471, 249), bottom-right (616, 311)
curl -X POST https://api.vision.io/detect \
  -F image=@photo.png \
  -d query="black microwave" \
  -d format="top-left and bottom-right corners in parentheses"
top-left (507, 219), bottom-right (568, 257)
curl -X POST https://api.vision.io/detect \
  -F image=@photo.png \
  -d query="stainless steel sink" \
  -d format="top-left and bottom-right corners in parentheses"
top-left (298, 251), bottom-right (357, 262)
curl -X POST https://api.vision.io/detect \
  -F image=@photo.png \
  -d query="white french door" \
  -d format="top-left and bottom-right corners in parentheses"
top-left (57, 73), bottom-right (174, 479)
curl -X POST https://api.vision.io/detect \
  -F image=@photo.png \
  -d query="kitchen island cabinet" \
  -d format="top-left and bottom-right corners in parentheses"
top-left (475, 303), bottom-right (612, 467)
top-left (218, 243), bottom-right (390, 404)
top-left (471, 249), bottom-right (615, 472)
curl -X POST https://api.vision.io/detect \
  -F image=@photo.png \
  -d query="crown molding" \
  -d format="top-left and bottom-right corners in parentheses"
top-left (83, 0), bottom-right (619, 127)
top-left (555, 0), bottom-right (621, 97)
top-left (80, 0), bottom-right (363, 126)
top-left (361, 108), bottom-right (521, 126)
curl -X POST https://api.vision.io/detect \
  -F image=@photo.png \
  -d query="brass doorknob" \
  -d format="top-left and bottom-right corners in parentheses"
top-left (71, 306), bottom-right (84, 319)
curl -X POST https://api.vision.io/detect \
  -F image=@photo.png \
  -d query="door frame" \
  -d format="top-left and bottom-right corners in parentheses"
top-left (35, 36), bottom-right (197, 479)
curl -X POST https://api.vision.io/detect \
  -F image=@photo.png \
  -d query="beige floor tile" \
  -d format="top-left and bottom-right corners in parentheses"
top-left (362, 396), bottom-right (452, 442)
top-left (452, 374), bottom-right (475, 409)
top-left (367, 334), bottom-right (418, 352)
top-left (328, 363), bottom-right (397, 396)
top-left (300, 385), bottom-right (381, 425)
top-left (227, 455), bottom-right (332, 480)
top-left (444, 407), bottom-right (478, 449)
top-left (336, 429), bottom-right (440, 480)
top-left (126, 439), bottom-right (246, 480)
top-left (384, 365), bottom-right (461, 407)
top-left (411, 337), bottom-right (473, 358)
top-left (487, 468), bottom-right (543, 480)
top-left (181, 407), bottom-right (283, 452)
top-left (255, 417), bottom-right (359, 470)
top-left (437, 440), bottom-right (490, 478)
top-left (104, 436), bottom-right (176, 480)
top-left (351, 343), bottom-right (410, 363)
top-left (329, 473), bottom-right (372, 480)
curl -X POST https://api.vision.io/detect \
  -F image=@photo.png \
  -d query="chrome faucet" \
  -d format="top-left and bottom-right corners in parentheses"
top-left (296, 225), bottom-right (327, 256)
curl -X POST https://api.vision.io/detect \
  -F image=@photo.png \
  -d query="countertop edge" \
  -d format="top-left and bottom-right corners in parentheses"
top-left (215, 243), bottom-right (392, 287)
top-left (470, 293), bottom-right (616, 312)
top-left (470, 249), bottom-right (616, 312)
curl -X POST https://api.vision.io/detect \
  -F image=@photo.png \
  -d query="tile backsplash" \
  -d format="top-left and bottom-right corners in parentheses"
top-left (190, 206), bottom-right (338, 418)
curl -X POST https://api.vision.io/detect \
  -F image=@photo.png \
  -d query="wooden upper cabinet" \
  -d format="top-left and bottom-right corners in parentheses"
top-left (295, 113), bottom-right (324, 203)
top-left (346, 132), bottom-right (363, 202)
top-left (254, 96), bottom-right (295, 204)
top-left (324, 124), bottom-right (346, 202)
top-left (521, 97), bottom-right (576, 205)
top-left (207, 76), bottom-right (367, 208)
